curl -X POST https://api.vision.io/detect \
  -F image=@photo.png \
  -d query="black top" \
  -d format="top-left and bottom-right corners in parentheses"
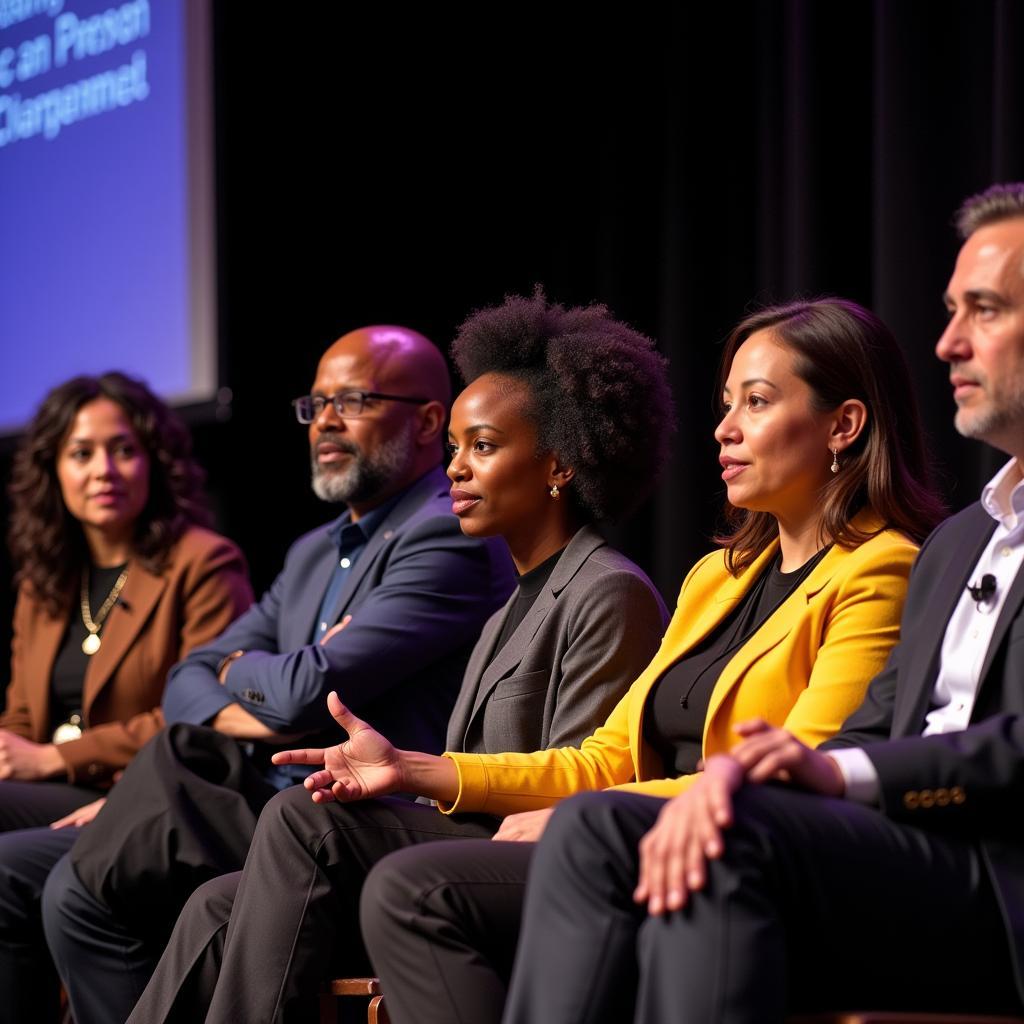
top-left (643, 546), bottom-right (830, 776)
top-left (48, 562), bottom-right (127, 734)
top-left (491, 546), bottom-right (566, 657)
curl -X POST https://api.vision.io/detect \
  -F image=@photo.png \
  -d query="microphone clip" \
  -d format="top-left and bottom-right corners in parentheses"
top-left (967, 573), bottom-right (997, 607)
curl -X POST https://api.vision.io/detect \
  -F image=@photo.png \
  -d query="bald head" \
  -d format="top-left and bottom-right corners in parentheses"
top-left (320, 326), bottom-right (451, 409)
top-left (306, 325), bottom-right (450, 517)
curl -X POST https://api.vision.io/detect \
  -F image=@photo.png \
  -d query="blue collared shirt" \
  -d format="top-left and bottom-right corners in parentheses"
top-left (312, 494), bottom-right (403, 643)
top-left (264, 491), bottom-right (405, 790)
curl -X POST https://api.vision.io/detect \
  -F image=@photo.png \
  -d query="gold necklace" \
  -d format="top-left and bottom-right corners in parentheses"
top-left (80, 566), bottom-right (129, 655)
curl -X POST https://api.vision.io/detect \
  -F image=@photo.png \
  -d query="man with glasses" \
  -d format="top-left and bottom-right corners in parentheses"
top-left (40, 326), bottom-right (515, 1024)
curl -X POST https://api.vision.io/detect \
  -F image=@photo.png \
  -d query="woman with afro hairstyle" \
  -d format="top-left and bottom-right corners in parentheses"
top-left (0, 372), bottom-right (253, 1023)
top-left (124, 290), bottom-right (674, 1024)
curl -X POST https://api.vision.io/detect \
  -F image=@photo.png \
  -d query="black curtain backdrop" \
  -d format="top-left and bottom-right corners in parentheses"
top-left (1, 1), bottom-right (1022, 680)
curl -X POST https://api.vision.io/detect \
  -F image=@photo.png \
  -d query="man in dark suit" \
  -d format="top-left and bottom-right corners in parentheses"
top-left (39, 325), bottom-right (515, 1024)
top-left (503, 183), bottom-right (1024, 1023)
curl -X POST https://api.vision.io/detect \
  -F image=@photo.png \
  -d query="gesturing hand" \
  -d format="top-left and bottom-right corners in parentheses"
top-left (271, 691), bottom-right (403, 803)
top-left (634, 755), bottom-right (744, 915)
top-left (728, 719), bottom-right (845, 796)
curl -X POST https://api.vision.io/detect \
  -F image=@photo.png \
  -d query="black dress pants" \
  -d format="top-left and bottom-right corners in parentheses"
top-left (127, 786), bottom-right (499, 1024)
top-left (42, 724), bottom-right (278, 1024)
top-left (0, 780), bottom-right (99, 1024)
top-left (501, 787), bottom-right (1022, 1024)
top-left (361, 837), bottom-right (534, 1024)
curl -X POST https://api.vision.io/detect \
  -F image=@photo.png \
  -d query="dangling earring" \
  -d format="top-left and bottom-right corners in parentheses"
top-left (830, 447), bottom-right (840, 474)
top-left (550, 484), bottom-right (560, 499)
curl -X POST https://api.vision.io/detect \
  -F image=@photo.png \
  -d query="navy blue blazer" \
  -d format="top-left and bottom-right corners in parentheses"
top-left (824, 501), bottom-right (1024, 998)
top-left (161, 467), bottom-right (515, 754)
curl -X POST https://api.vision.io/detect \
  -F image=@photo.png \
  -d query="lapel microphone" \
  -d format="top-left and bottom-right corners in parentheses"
top-left (967, 573), bottom-right (997, 607)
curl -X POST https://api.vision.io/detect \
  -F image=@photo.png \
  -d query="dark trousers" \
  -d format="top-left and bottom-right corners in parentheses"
top-left (0, 780), bottom-right (98, 1024)
top-left (361, 837), bottom-right (534, 1024)
top-left (127, 787), bottom-right (499, 1024)
top-left (42, 724), bottom-right (278, 1024)
top-left (501, 787), bottom-right (1021, 1024)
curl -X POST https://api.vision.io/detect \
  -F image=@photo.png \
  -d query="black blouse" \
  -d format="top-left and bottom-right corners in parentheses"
top-left (643, 546), bottom-right (830, 776)
top-left (48, 563), bottom-right (127, 734)
top-left (491, 546), bottom-right (566, 658)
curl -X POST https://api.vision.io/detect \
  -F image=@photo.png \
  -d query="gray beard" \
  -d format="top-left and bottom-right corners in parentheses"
top-left (955, 389), bottom-right (1024, 446)
top-left (310, 426), bottom-right (417, 505)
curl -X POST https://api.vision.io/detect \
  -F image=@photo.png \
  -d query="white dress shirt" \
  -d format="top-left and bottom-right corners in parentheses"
top-left (831, 459), bottom-right (1024, 803)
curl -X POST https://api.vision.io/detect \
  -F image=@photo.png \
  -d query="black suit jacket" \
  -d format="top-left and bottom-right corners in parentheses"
top-left (824, 502), bottom-right (1024, 996)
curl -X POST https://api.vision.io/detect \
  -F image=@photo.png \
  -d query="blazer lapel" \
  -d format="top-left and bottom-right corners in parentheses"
top-left (82, 560), bottom-right (166, 717)
top-left (324, 468), bottom-right (447, 626)
top-left (979, 534), bottom-right (1024, 692)
top-left (628, 542), bottom-right (780, 773)
top-left (445, 606), bottom-right (508, 750)
top-left (892, 511), bottom-right (996, 736)
top-left (701, 541), bottom-right (837, 732)
top-left (465, 527), bottom-right (607, 727)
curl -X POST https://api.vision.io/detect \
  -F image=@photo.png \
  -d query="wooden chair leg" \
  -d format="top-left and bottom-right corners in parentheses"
top-left (367, 993), bottom-right (390, 1024)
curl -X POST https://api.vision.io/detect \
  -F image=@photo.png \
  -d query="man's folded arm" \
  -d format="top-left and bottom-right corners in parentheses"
top-left (161, 569), bottom-right (286, 725)
top-left (221, 519), bottom-right (506, 732)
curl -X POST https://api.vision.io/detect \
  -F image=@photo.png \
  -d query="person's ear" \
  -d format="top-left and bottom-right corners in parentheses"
top-left (415, 401), bottom-right (447, 445)
top-left (829, 399), bottom-right (868, 453)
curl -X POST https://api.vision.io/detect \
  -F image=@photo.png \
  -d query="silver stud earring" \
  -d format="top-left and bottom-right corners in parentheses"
top-left (830, 447), bottom-right (840, 474)
top-left (550, 484), bottom-right (560, 499)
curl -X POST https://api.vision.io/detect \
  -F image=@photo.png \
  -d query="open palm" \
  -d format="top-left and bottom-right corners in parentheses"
top-left (271, 691), bottom-right (403, 802)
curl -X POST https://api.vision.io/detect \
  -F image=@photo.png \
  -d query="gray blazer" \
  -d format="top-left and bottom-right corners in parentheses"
top-left (445, 525), bottom-right (669, 755)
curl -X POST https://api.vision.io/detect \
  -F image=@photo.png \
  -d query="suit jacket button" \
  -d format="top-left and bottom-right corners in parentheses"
top-left (903, 791), bottom-right (919, 810)
top-left (951, 786), bottom-right (966, 804)
top-left (918, 789), bottom-right (935, 809)
top-left (934, 788), bottom-right (951, 807)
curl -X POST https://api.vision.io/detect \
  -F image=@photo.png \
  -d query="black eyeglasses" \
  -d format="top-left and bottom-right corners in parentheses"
top-left (291, 390), bottom-right (430, 423)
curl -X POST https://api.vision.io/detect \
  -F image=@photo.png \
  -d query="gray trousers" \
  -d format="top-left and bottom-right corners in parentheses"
top-left (126, 785), bottom-right (498, 1024)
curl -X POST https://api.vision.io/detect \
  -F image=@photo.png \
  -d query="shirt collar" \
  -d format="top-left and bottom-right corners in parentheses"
top-left (981, 458), bottom-right (1024, 528)
top-left (325, 488), bottom-right (405, 553)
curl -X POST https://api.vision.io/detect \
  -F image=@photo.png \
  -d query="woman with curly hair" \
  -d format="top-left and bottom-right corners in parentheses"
top-left (314, 295), bottom-right (941, 1024)
top-left (0, 372), bottom-right (253, 1022)
top-left (125, 290), bottom-right (676, 1024)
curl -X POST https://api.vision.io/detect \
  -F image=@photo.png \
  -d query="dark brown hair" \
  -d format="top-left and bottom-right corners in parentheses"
top-left (714, 299), bottom-right (946, 574)
top-left (8, 372), bottom-right (211, 616)
top-left (452, 289), bottom-right (674, 523)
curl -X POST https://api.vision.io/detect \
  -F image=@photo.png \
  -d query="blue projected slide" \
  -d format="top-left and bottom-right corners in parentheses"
top-left (0, 0), bottom-right (215, 434)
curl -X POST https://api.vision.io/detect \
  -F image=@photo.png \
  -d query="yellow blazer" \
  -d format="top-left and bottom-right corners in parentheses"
top-left (443, 521), bottom-right (918, 814)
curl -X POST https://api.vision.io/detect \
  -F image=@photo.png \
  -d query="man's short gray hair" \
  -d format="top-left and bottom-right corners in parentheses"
top-left (956, 182), bottom-right (1024, 239)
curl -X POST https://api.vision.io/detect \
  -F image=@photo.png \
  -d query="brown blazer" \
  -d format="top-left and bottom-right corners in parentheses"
top-left (0, 526), bottom-right (253, 786)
